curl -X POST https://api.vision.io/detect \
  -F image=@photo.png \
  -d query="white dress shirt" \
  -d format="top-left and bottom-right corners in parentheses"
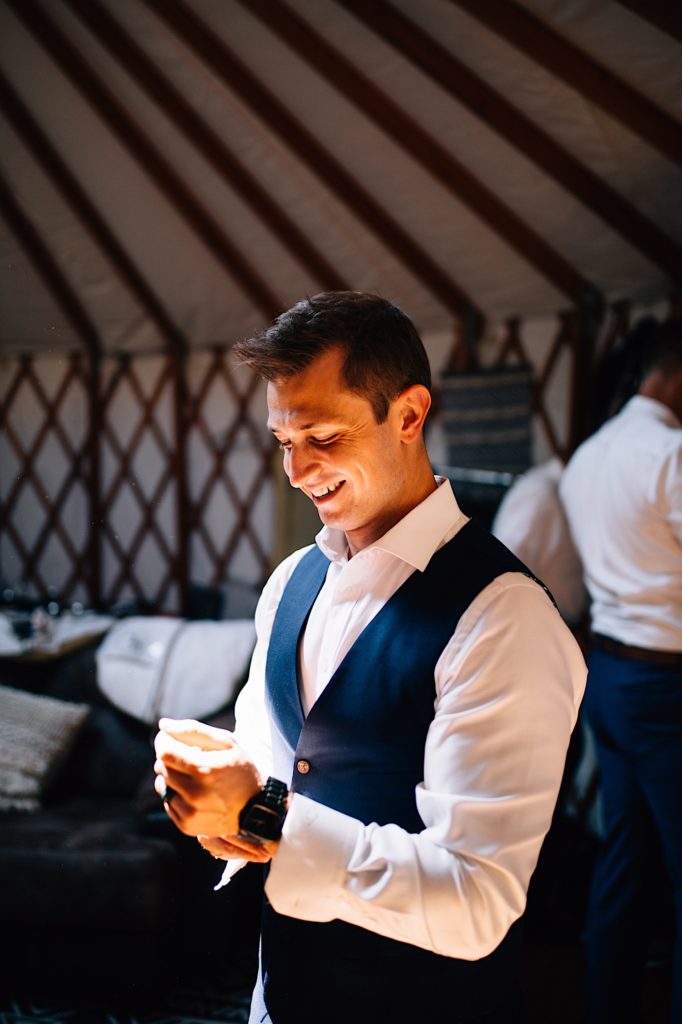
top-left (224, 478), bottom-right (586, 962)
top-left (560, 396), bottom-right (682, 651)
top-left (491, 456), bottom-right (587, 626)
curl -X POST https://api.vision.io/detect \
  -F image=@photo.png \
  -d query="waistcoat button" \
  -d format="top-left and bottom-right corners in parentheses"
top-left (296, 759), bottom-right (311, 775)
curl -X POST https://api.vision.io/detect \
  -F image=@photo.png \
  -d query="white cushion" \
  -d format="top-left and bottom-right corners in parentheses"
top-left (95, 617), bottom-right (256, 725)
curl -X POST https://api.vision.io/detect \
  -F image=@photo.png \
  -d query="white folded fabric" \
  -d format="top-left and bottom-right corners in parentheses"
top-left (96, 616), bottom-right (256, 724)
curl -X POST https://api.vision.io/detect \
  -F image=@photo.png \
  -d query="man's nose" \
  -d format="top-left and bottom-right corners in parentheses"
top-left (285, 443), bottom-right (320, 488)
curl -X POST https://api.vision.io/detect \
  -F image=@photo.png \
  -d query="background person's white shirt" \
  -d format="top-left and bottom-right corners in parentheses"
top-left (560, 396), bottom-right (682, 651)
top-left (225, 479), bottom-right (586, 962)
top-left (491, 456), bottom-right (587, 626)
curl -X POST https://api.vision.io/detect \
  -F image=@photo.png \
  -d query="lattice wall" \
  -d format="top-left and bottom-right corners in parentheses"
top-left (0, 352), bottom-right (92, 605)
top-left (0, 299), bottom-right (668, 612)
top-left (487, 310), bottom-right (584, 464)
top-left (481, 298), bottom-right (672, 464)
top-left (0, 347), bottom-right (274, 612)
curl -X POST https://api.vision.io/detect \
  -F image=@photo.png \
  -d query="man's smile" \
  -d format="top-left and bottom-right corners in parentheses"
top-left (306, 479), bottom-right (345, 504)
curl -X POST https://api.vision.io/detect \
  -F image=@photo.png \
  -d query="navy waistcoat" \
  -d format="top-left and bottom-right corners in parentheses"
top-left (261, 518), bottom-right (543, 1023)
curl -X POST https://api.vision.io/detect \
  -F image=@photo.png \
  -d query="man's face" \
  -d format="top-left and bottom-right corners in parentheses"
top-left (266, 346), bottom-right (415, 554)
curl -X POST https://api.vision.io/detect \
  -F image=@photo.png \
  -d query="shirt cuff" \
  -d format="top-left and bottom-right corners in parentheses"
top-left (265, 793), bottom-right (360, 921)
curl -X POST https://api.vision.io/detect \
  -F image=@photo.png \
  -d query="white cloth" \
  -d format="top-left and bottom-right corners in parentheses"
top-left (225, 478), bottom-right (586, 968)
top-left (96, 616), bottom-right (256, 724)
top-left (491, 456), bottom-right (587, 625)
top-left (560, 396), bottom-right (682, 651)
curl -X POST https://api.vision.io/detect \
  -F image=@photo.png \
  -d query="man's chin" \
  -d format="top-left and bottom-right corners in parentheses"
top-left (314, 505), bottom-right (336, 525)
top-left (312, 502), bottom-right (348, 530)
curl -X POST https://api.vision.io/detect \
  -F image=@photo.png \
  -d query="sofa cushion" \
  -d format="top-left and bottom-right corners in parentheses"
top-left (0, 685), bottom-right (90, 811)
top-left (0, 796), bottom-right (179, 929)
top-left (54, 704), bottom-right (154, 800)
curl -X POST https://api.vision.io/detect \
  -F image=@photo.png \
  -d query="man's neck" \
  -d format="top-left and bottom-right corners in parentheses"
top-left (639, 367), bottom-right (682, 422)
top-left (345, 467), bottom-right (437, 558)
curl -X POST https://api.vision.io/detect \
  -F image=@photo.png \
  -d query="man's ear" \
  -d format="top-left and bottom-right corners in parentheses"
top-left (396, 384), bottom-right (432, 443)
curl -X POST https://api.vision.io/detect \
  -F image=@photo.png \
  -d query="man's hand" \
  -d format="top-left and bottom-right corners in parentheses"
top-left (153, 718), bottom-right (263, 837)
top-left (197, 832), bottom-right (278, 864)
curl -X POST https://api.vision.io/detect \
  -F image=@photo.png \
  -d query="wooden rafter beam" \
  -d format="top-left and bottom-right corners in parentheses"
top-left (0, 169), bottom-right (101, 356)
top-left (3, 0), bottom-right (282, 319)
top-left (242, 0), bottom-right (598, 307)
top-left (0, 69), bottom-right (188, 357)
top-left (142, 0), bottom-right (484, 334)
top-left (450, 0), bottom-right (682, 168)
top-left (62, 0), bottom-right (349, 294)
top-left (613, 1), bottom-right (682, 46)
top-left (339, 0), bottom-right (682, 285)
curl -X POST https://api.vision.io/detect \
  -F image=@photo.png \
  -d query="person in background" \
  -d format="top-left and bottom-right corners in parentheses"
top-left (154, 292), bottom-right (587, 1024)
top-left (559, 317), bottom-right (682, 1024)
top-left (492, 315), bottom-right (659, 635)
top-left (491, 455), bottom-right (587, 631)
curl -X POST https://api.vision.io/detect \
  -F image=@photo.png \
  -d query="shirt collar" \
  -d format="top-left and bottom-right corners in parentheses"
top-left (315, 476), bottom-right (467, 571)
top-left (625, 394), bottom-right (682, 429)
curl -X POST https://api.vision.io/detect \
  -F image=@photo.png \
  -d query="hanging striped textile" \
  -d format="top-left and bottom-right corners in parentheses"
top-left (440, 364), bottom-right (533, 475)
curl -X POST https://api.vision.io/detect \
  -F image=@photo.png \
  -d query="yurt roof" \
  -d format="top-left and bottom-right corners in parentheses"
top-left (1, 0), bottom-right (681, 360)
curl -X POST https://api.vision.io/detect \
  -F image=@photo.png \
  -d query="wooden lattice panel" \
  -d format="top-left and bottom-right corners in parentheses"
top-left (98, 353), bottom-right (181, 611)
top-left (186, 350), bottom-right (273, 594)
top-left (0, 348), bottom-right (275, 614)
top-left (0, 352), bottom-right (91, 604)
top-left (2, 299), bottom-right (669, 611)
top-left (485, 299), bottom-right (676, 464)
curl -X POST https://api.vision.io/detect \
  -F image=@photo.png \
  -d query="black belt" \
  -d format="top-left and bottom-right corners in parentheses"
top-left (591, 632), bottom-right (682, 668)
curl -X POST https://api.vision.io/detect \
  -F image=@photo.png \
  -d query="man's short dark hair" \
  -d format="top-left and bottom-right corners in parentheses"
top-left (233, 291), bottom-right (432, 423)
top-left (640, 317), bottom-right (682, 380)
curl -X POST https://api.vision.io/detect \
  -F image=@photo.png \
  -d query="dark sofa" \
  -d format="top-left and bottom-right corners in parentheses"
top-left (0, 631), bottom-right (262, 999)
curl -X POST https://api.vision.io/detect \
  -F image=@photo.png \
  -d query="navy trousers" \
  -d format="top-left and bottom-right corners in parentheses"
top-left (583, 646), bottom-right (682, 1024)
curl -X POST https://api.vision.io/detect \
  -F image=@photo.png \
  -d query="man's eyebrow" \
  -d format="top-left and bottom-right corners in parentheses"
top-left (268, 420), bottom-right (335, 434)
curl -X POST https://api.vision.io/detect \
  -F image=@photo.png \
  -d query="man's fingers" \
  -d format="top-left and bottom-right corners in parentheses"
top-left (154, 759), bottom-right (195, 805)
top-left (154, 730), bottom-right (230, 771)
top-left (197, 834), bottom-right (242, 858)
top-left (158, 718), bottom-right (235, 750)
top-left (198, 833), bottom-right (271, 863)
top-left (161, 790), bottom-right (194, 832)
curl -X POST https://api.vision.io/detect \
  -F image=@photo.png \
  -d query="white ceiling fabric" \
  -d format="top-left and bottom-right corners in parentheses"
top-left (0, 0), bottom-right (680, 355)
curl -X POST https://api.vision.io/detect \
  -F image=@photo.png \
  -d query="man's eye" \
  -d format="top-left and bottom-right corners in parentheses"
top-left (311, 436), bottom-right (337, 447)
top-left (277, 440), bottom-right (291, 451)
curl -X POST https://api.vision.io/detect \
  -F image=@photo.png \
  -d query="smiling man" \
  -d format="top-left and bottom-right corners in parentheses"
top-left (154, 291), bottom-right (587, 1024)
